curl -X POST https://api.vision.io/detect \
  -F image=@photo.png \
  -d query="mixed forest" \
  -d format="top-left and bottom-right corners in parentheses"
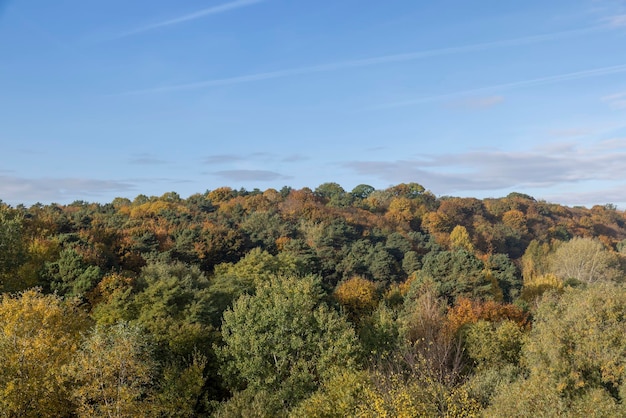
top-left (2, 182), bottom-right (626, 417)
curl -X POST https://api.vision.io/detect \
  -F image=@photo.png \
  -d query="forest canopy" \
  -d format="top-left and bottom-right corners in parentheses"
top-left (1, 183), bottom-right (626, 416)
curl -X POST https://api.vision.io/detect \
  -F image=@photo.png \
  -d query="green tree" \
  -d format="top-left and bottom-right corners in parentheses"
top-left (464, 320), bottom-right (525, 370)
top-left (350, 184), bottom-right (375, 200)
top-left (122, 261), bottom-right (215, 362)
top-left (43, 247), bottom-right (102, 297)
top-left (359, 303), bottom-right (400, 360)
top-left (486, 283), bottom-right (626, 416)
top-left (385, 232), bottom-right (413, 262)
top-left (314, 183), bottom-right (353, 207)
top-left (418, 249), bottom-right (493, 303)
top-left (369, 244), bottom-right (402, 283)
top-left (401, 251), bottom-right (422, 275)
top-left (213, 247), bottom-right (301, 288)
top-left (241, 211), bottom-right (289, 252)
top-left (462, 318), bottom-right (526, 409)
top-left (387, 182), bottom-right (426, 199)
top-left (217, 275), bottom-right (359, 410)
top-left (213, 388), bottom-right (284, 418)
top-left (209, 248), bottom-right (309, 325)
top-left (336, 239), bottom-right (375, 279)
top-left (487, 253), bottom-right (522, 302)
top-left (154, 352), bottom-right (209, 417)
top-left (0, 205), bottom-right (26, 291)
top-left (91, 261), bottom-right (219, 414)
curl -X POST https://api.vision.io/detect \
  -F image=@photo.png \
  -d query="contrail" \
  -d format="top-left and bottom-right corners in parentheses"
top-left (114, 25), bottom-right (604, 96)
top-left (370, 63), bottom-right (626, 110)
top-left (114, 0), bottom-right (264, 39)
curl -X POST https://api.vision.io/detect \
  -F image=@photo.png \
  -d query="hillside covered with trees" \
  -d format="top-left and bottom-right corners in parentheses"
top-left (2, 182), bottom-right (626, 417)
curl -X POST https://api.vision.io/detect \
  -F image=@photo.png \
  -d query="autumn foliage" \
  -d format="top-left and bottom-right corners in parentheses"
top-left (1, 184), bottom-right (626, 415)
top-left (334, 276), bottom-right (379, 319)
top-left (445, 298), bottom-right (529, 336)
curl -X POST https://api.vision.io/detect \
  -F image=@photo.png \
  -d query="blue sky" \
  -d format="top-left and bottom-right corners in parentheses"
top-left (2, 0), bottom-right (626, 207)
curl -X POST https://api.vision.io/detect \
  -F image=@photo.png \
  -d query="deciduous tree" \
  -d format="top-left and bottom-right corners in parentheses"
top-left (217, 275), bottom-right (359, 409)
top-left (486, 283), bottom-right (626, 416)
top-left (67, 323), bottom-right (156, 418)
top-left (0, 290), bottom-right (89, 417)
top-left (549, 237), bottom-right (620, 284)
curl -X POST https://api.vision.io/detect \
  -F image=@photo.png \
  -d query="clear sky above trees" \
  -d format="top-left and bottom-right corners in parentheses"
top-left (1, 0), bottom-right (626, 206)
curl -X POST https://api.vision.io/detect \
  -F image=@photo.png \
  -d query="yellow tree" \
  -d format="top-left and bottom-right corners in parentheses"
top-left (15, 237), bottom-right (60, 291)
top-left (0, 290), bottom-right (89, 417)
top-left (520, 240), bottom-right (553, 281)
top-left (334, 276), bottom-right (379, 321)
top-left (66, 323), bottom-right (156, 418)
top-left (385, 197), bottom-right (416, 227)
top-left (449, 225), bottom-right (474, 252)
top-left (502, 209), bottom-right (528, 235)
top-left (520, 273), bottom-right (563, 305)
top-left (357, 369), bottom-right (480, 418)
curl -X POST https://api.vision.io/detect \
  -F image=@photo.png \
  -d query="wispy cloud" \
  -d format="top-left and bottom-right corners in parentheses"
top-left (213, 169), bottom-right (291, 181)
top-left (113, 0), bottom-right (264, 39)
top-left (203, 154), bottom-right (246, 164)
top-left (446, 95), bottom-right (504, 110)
top-left (0, 175), bottom-right (135, 205)
top-left (281, 154), bottom-right (309, 162)
top-left (533, 141), bottom-right (578, 153)
top-left (250, 151), bottom-right (274, 158)
top-left (371, 63), bottom-right (626, 110)
top-left (114, 25), bottom-right (603, 95)
top-left (595, 137), bottom-right (626, 150)
top-left (545, 185), bottom-right (626, 207)
top-left (602, 13), bottom-right (626, 27)
top-left (204, 152), bottom-right (309, 164)
top-left (128, 153), bottom-right (168, 165)
top-left (341, 142), bottom-right (626, 195)
top-left (548, 128), bottom-right (591, 137)
top-left (602, 91), bottom-right (626, 108)
top-left (18, 148), bottom-right (46, 155)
